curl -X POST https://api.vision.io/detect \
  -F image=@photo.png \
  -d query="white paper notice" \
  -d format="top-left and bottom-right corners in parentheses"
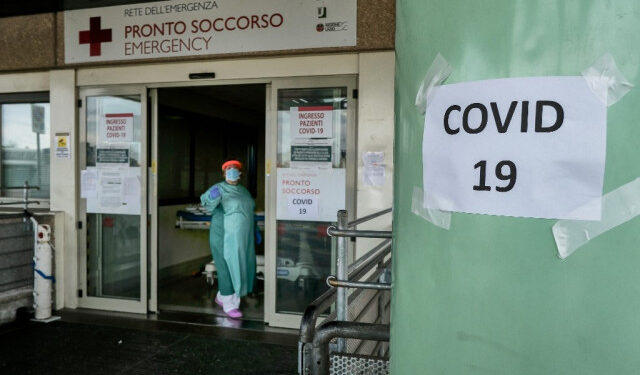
top-left (423, 76), bottom-right (606, 220)
top-left (363, 166), bottom-right (385, 186)
top-left (99, 113), bottom-right (133, 144)
top-left (290, 106), bottom-right (334, 139)
top-left (124, 176), bottom-right (141, 197)
top-left (277, 168), bottom-right (345, 222)
top-left (363, 151), bottom-right (385, 165)
top-left (98, 169), bottom-right (124, 208)
top-left (87, 167), bottom-right (141, 215)
top-left (80, 169), bottom-right (98, 198)
top-left (363, 151), bottom-right (386, 186)
top-left (287, 196), bottom-right (319, 219)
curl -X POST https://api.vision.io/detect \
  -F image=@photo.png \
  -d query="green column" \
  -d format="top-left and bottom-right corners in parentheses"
top-left (392, 1), bottom-right (640, 374)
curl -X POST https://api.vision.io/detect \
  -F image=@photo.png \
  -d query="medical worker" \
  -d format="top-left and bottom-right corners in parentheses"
top-left (200, 160), bottom-right (256, 318)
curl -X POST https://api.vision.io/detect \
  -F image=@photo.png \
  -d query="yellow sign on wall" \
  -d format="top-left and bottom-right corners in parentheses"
top-left (55, 133), bottom-right (71, 159)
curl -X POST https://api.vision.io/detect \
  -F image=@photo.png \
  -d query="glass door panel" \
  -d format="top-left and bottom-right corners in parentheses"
top-left (79, 88), bottom-right (148, 313)
top-left (272, 83), bottom-right (353, 320)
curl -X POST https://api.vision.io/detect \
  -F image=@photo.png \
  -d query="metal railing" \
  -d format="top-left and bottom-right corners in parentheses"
top-left (299, 208), bottom-right (392, 375)
top-left (0, 182), bottom-right (42, 325)
top-left (0, 181), bottom-right (41, 211)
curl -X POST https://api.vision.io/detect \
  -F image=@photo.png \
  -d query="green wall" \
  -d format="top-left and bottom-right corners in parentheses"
top-left (392, 1), bottom-right (640, 374)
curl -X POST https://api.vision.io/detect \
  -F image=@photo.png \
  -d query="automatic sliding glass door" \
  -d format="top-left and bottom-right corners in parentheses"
top-left (266, 77), bottom-right (356, 328)
top-left (78, 87), bottom-right (148, 313)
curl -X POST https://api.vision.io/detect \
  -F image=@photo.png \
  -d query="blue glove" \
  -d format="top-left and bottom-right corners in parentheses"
top-left (209, 186), bottom-right (221, 199)
top-left (255, 227), bottom-right (263, 245)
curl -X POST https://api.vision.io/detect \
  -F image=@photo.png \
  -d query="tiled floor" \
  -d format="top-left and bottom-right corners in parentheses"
top-left (158, 274), bottom-right (264, 321)
top-left (0, 320), bottom-right (297, 375)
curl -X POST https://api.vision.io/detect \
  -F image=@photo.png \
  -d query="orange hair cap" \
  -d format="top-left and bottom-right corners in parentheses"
top-left (221, 160), bottom-right (242, 171)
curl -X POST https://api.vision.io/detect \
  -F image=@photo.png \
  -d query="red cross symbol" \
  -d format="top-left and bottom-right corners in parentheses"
top-left (79, 17), bottom-right (112, 57)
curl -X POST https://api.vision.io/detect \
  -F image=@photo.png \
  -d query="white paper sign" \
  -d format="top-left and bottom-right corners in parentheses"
top-left (80, 169), bottom-right (98, 198)
top-left (363, 166), bottom-right (385, 186)
top-left (277, 168), bottom-right (345, 222)
top-left (87, 166), bottom-right (141, 215)
top-left (98, 169), bottom-right (125, 208)
top-left (287, 195), bottom-right (319, 219)
top-left (64, 0), bottom-right (356, 63)
top-left (291, 138), bottom-right (333, 169)
top-left (290, 106), bottom-right (334, 139)
top-left (362, 151), bottom-right (385, 186)
top-left (423, 76), bottom-right (606, 220)
top-left (99, 113), bottom-right (133, 144)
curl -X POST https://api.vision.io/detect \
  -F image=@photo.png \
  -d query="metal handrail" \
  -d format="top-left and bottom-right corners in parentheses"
top-left (299, 208), bottom-right (393, 375)
top-left (347, 208), bottom-right (392, 228)
top-left (326, 227), bottom-right (392, 238)
top-left (0, 182), bottom-right (41, 213)
top-left (326, 276), bottom-right (391, 290)
top-left (0, 201), bottom-right (40, 206)
top-left (348, 239), bottom-right (391, 275)
top-left (1, 186), bottom-right (40, 190)
top-left (299, 247), bottom-right (391, 344)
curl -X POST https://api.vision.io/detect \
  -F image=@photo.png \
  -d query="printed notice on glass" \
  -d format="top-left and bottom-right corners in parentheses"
top-left (80, 169), bottom-right (98, 198)
top-left (423, 76), bottom-right (607, 220)
top-left (287, 196), bottom-right (319, 219)
top-left (98, 169), bottom-right (124, 208)
top-left (291, 139), bottom-right (333, 169)
top-left (96, 147), bottom-right (129, 167)
top-left (277, 168), bottom-right (345, 222)
top-left (99, 113), bottom-right (133, 144)
top-left (290, 106), bottom-right (333, 139)
top-left (87, 166), bottom-right (141, 215)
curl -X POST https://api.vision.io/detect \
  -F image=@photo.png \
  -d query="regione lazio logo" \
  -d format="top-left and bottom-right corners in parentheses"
top-left (79, 17), bottom-right (112, 56)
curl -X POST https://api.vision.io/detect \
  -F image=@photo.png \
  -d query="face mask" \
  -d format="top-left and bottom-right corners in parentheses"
top-left (226, 167), bottom-right (240, 182)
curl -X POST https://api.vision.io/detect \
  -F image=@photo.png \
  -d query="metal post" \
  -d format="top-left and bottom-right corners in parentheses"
top-left (36, 133), bottom-right (41, 187)
top-left (23, 181), bottom-right (30, 211)
top-left (336, 209), bottom-right (348, 353)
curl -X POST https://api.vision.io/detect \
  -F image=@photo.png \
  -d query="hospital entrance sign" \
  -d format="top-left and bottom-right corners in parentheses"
top-left (64, 0), bottom-right (356, 63)
top-left (422, 76), bottom-right (607, 220)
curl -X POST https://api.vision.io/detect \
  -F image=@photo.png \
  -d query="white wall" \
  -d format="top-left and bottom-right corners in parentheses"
top-left (355, 52), bottom-right (395, 258)
top-left (77, 54), bottom-right (359, 86)
top-left (158, 205), bottom-right (211, 270)
top-left (0, 72), bottom-right (48, 93)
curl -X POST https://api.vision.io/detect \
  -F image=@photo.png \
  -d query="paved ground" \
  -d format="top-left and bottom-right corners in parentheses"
top-left (0, 320), bottom-right (297, 375)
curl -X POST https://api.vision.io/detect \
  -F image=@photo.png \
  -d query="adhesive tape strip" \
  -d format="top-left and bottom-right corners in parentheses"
top-left (415, 53), bottom-right (453, 114)
top-left (553, 177), bottom-right (640, 259)
top-left (411, 186), bottom-right (451, 230)
top-left (581, 53), bottom-right (634, 107)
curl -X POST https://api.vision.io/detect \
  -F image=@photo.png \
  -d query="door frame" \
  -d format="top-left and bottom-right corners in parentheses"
top-left (264, 75), bottom-right (358, 329)
top-left (78, 75), bottom-right (357, 325)
top-left (77, 85), bottom-right (149, 313)
top-left (148, 79), bottom-right (270, 316)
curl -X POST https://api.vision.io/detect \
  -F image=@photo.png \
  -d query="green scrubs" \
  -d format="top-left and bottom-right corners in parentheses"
top-left (200, 182), bottom-right (256, 297)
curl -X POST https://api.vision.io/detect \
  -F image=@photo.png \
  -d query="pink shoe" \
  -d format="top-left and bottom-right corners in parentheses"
top-left (226, 309), bottom-right (243, 319)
